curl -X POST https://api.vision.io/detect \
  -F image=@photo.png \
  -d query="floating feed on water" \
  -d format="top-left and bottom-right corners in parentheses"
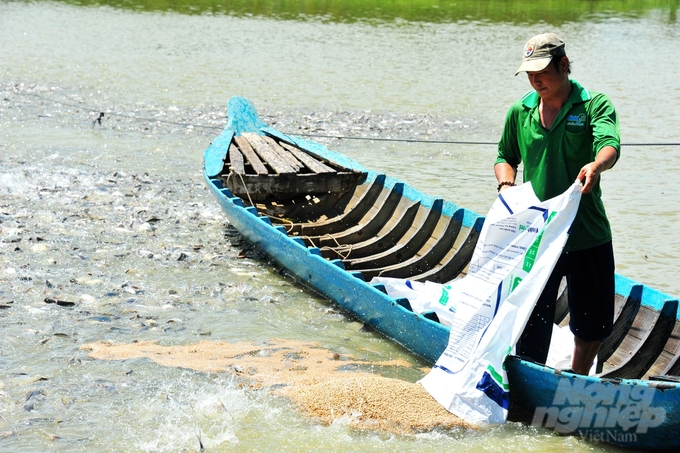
top-left (81, 339), bottom-right (474, 435)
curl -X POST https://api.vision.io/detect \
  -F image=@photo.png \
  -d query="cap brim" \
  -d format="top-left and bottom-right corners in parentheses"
top-left (514, 57), bottom-right (552, 76)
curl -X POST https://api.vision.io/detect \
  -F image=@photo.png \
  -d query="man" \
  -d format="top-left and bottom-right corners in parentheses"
top-left (495, 33), bottom-right (620, 375)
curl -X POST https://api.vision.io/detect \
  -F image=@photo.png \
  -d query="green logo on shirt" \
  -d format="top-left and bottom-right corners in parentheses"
top-left (566, 113), bottom-right (587, 130)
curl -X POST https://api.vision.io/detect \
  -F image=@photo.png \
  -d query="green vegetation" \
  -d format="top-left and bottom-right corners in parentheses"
top-left (46, 0), bottom-right (679, 23)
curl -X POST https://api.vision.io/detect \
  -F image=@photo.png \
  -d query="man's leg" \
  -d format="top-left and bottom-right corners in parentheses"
top-left (567, 242), bottom-right (615, 375)
top-left (572, 337), bottom-right (602, 375)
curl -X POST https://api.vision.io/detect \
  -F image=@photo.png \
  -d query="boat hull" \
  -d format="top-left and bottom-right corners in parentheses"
top-left (204, 96), bottom-right (680, 451)
top-left (506, 358), bottom-right (680, 450)
top-left (205, 175), bottom-right (451, 364)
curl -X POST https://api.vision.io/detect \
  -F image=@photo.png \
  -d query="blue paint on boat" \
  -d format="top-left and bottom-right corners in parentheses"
top-left (505, 358), bottom-right (680, 451)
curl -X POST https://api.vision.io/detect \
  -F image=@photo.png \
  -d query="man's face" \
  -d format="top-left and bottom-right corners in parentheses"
top-left (526, 57), bottom-right (568, 98)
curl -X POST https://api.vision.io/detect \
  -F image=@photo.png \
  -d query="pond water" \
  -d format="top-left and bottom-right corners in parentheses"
top-left (1, 0), bottom-right (679, 451)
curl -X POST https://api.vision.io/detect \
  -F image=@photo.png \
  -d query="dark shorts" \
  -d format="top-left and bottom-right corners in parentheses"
top-left (517, 241), bottom-right (615, 364)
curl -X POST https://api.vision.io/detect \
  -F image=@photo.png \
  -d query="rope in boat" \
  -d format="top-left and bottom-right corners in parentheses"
top-left (298, 233), bottom-right (354, 260)
top-left (259, 211), bottom-right (356, 260)
top-left (317, 235), bottom-right (355, 260)
top-left (293, 221), bottom-right (355, 260)
top-left (15, 91), bottom-right (680, 147)
top-left (270, 215), bottom-right (296, 234)
top-left (226, 172), bottom-right (257, 212)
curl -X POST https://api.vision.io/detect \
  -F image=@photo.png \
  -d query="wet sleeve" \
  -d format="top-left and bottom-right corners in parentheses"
top-left (495, 105), bottom-right (521, 170)
top-left (590, 94), bottom-right (621, 166)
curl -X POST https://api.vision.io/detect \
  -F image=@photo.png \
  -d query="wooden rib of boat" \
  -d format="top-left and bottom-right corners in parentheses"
top-left (204, 96), bottom-right (680, 451)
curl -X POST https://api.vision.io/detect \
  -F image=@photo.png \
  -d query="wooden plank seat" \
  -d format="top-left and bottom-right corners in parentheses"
top-left (598, 299), bottom-right (678, 379)
top-left (228, 143), bottom-right (246, 175)
top-left (224, 133), bottom-right (367, 202)
top-left (344, 200), bottom-right (445, 270)
top-left (261, 136), bottom-right (304, 172)
top-left (285, 174), bottom-right (387, 236)
top-left (232, 136), bottom-right (268, 175)
top-left (357, 209), bottom-right (465, 280)
top-left (303, 183), bottom-right (406, 248)
top-left (410, 219), bottom-right (483, 284)
top-left (318, 198), bottom-right (421, 260)
top-left (241, 132), bottom-right (297, 174)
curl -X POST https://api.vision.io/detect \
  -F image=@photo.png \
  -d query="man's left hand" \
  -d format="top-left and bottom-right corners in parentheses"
top-left (576, 163), bottom-right (601, 194)
top-left (576, 146), bottom-right (618, 194)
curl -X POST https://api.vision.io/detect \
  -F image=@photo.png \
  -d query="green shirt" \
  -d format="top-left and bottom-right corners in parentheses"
top-left (496, 80), bottom-right (620, 252)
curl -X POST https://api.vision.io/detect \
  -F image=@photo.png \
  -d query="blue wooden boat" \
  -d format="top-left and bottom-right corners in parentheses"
top-left (203, 96), bottom-right (680, 451)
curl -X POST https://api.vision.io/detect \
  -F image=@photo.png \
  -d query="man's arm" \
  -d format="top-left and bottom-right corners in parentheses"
top-left (576, 145), bottom-right (617, 194)
top-left (494, 162), bottom-right (517, 193)
top-left (581, 93), bottom-right (620, 194)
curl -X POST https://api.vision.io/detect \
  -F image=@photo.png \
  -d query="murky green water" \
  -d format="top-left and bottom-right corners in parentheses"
top-left (1, 0), bottom-right (679, 451)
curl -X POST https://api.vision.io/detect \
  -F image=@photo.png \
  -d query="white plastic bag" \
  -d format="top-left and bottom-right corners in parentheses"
top-left (374, 182), bottom-right (582, 424)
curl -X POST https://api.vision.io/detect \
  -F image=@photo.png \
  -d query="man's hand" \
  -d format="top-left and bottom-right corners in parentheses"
top-left (576, 162), bottom-right (602, 194)
top-left (576, 146), bottom-right (618, 194)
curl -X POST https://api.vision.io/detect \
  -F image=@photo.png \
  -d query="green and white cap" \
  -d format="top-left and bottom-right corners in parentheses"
top-left (515, 33), bottom-right (566, 76)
